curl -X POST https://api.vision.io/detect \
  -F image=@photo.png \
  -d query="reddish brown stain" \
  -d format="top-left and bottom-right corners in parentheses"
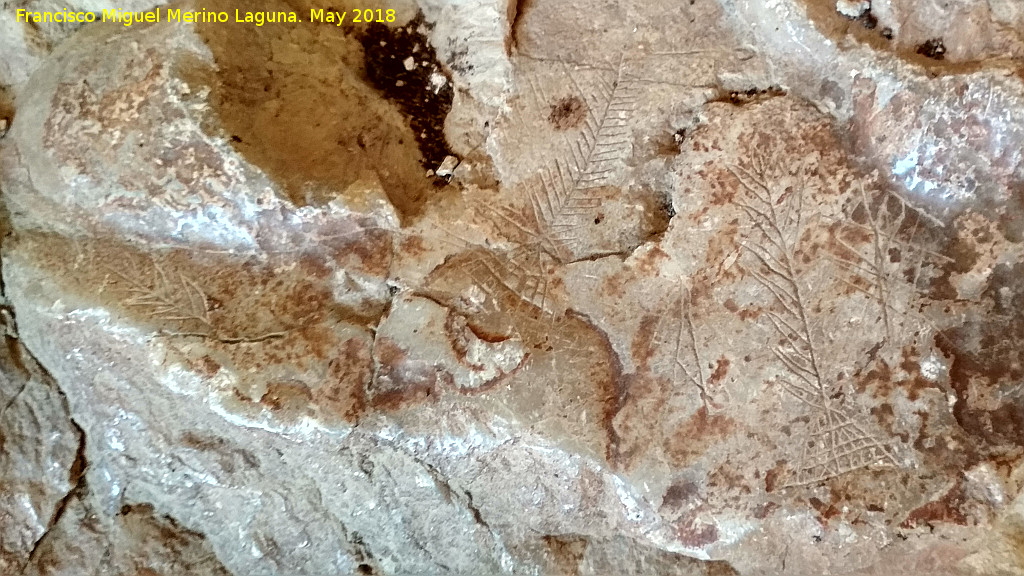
top-left (829, 219), bottom-right (872, 252)
top-left (463, 318), bottom-right (517, 344)
top-left (736, 307), bottom-right (762, 321)
top-left (708, 356), bottom-right (730, 386)
top-left (631, 315), bottom-right (661, 371)
top-left (297, 253), bottom-right (332, 281)
top-left (665, 407), bottom-right (735, 468)
top-left (912, 409), bottom-right (934, 454)
top-left (442, 311), bottom-right (524, 389)
top-left (861, 360), bottom-right (891, 393)
top-left (194, 355), bottom-right (221, 377)
top-left (928, 270), bottom-right (959, 301)
top-left (661, 480), bottom-right (700, 511)
top-left (368, 337), bottom-right (439, 411)
top-left (709, 165), bottom-right (739, 206)
top-left (313, 338), bottom-right (371, 422)
top-left (871, 402), bottom-right (909, 443)
top-left (601, 272), bottom-right (627, 299)
top-left (943, 234), bottom-right (980, 274)
top-left (541, 535), bottom-right (587, 576)
top-left (688, 276), bottom-right (714, 308)
top-left (399, 234), bottom-right (429, 258)
top-left (260, 380), bottom-right (313, 412)
top-left (370, 386), bottom-right (436, 412)
top-left (372, 337), bottom-right (405, 366)
top-left (675, 516), bottom-right (719, 548)
top-left (937, 317), bottom-right (1024, 456)
top-left (634, 245), bottom-right (670, 277)
top-left (180, 431), bottom-right (259, 473)
top-left (344, 228), bottom-right (393, 277)
top-left (899, 346), bottom-right (939, 401)
top-left (707, 464), bottom-right (751, 495)
top-left (808, 496), bottom-right (841, 524)
top-left (654, 131), bottom-right (684, 157)
top-left (611, 373), bottom-right (670, 470)
top-left (997, 185), bottom-right (1024, 242)
top-left (701, 221), bottom-right (741, 284)
top-left (764, 462), bottom-right (786, 493)
top-left (571, 313), bottom-right (627, 467)
top-left (752, 501), bottom-right (778, 519)
top-left (409, 272), bottom-right (623, 461)
top-left (900, 481), bottom-right (968, 528)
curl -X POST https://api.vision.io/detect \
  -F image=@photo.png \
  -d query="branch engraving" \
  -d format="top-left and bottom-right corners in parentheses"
top-left (731, 152), bottom-right (899, 488)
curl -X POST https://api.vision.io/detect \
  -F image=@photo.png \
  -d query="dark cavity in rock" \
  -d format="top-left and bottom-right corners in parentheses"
top-left (361, 15), bottom-right (456, 183)
top-left (916, 38), bottom-right (946, 60)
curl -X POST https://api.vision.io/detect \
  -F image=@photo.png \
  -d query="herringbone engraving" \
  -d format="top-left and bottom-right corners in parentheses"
top-left (730, 150), bottom-right (898, 488)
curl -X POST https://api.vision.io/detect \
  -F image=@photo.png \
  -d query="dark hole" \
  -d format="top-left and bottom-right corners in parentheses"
top-left (360, 15), bottom-right (456, 177)
top-left (858, 11), bottom-right (877, 29)
top-left (916, 38), bottom-right (946, 60)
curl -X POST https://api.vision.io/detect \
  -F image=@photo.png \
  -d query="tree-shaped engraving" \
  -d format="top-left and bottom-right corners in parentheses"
top-left (100, 253), bottom-right (290, 343)
top-left (433, 247), bottom-right (561, 323)
top-left (104, 255), bottom-right (215, 337)
top-left (470, 56), bottom-right (640, 316)
top-left (652, 280), bottom-right (729, 411)
top-left (831, 186), bottom-right (950, 343)
top-left (447, 48), bottom-right (746, 322)
top-left (499, 57), bottom-right (638, 249)
top-left (730, 150), bottom-right (898, 488)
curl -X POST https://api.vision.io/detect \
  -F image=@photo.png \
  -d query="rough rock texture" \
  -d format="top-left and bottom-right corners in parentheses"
top-left (0, 337), bottom-right (82, 574)
top-left (1, 0), bottom-right (1023, 574)
top-left (1, 1), bottom-right (171, 93)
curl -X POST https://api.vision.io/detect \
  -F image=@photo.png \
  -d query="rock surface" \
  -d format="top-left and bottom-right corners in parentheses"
top-left (1, 0), bottom-right (1023, 574)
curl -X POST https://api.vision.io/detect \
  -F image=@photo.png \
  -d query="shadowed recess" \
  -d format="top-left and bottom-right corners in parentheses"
top-left (359, 15), bottom-right (456, 178)
top-left (191, 0), bottom-right (436, 219)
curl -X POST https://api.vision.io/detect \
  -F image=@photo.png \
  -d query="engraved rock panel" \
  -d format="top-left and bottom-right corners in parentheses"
top-left (1, 0), bottom-right (1024, 573)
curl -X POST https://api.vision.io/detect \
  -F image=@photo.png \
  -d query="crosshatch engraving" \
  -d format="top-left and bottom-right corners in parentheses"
top-left (479, 56), bottom-right (640, 314)
top-left (730, 149), bottom-right (900, 488)
top-left (831, 185), bottom-right (951, 344)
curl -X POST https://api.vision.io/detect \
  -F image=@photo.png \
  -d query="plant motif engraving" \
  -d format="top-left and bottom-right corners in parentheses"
top-left (104, 255), bottom-right (214, 336)
top-left (438, 248), bottom-right (560, 322)
top-left (730, 151), bottom-right (898, 488)
top-left (499, 57), bottom-right (638, 250)
top-left (831, 186), bottom-right (949, 343)
top-left (101, 254), bottom-right (288, 343)
top-left (654, 280), bottom-right (729, 411)
top-left (446, 49), bottom-right (741, 320)
top-left (470, 56), bottom-right (640, 316)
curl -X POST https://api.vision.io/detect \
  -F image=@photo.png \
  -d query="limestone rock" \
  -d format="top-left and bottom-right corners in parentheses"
top-left (22, 497), bottom-right (233, 576)
top-left (0, 1), bottom-right (171, 92)
top-left (868, 0), bottom-right (1024, 62)
top-left (835, 0), bottom-right (869, 19)
top-left (0, 340), bottom-right (81, 574)
top-left (1, 0), bottom-right (1023, 574)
